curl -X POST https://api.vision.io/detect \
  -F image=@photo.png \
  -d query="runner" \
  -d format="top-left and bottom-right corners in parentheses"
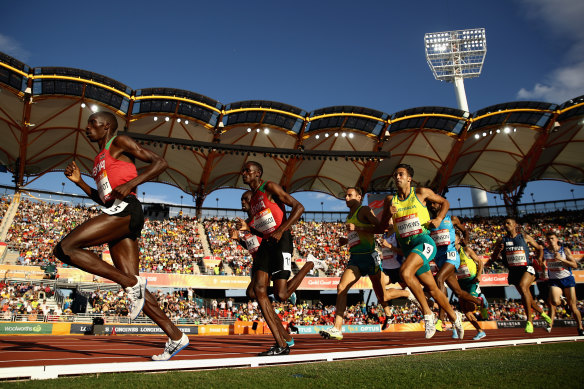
top-left (53, 111), bottom-right (188, 361)
top-left (453, 232), bottom-right (487, 340)
top-left (379, 163), bottom-right (464, 339)
top-left (428, 200), bottom-right (487, 332)
top-left (320, 187), bottom-right (399, 340)
top-left (379, 226), bottom-right (417, 330)
top-left (488, 218), bottom-right (552, 333)
top-left (238, 161), bottom-right (310, 355)
top-left (231, 190), bottom-right (321, 349)
top-left (543, 231), bottom-right (583, 336)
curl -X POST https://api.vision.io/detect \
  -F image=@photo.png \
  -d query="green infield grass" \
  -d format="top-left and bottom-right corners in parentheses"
top-left (2, 341), bottom-right (583, 388)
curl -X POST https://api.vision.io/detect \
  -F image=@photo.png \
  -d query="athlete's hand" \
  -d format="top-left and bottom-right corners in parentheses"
top-left (64, 161), bottom-right (82, 183)
top-left (346, 223), bottom-right (356, 232)
top-left (229, 229), bottom-right (239, 240)
top-left (235, 217), bottom-right (249, 231)
top-left (111, 182), bottom-right (133, 200)
top-left (428, 217), bottom-right (443, 229)
top-left (269, 228), bottom-right (283, 242)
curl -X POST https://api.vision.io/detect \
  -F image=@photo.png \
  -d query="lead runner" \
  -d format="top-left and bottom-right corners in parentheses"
top-left (53, 111), bottom-right (189, 360)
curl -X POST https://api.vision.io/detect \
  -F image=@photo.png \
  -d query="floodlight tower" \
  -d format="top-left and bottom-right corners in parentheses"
top-left (424, 28), bottom-right (488, 215)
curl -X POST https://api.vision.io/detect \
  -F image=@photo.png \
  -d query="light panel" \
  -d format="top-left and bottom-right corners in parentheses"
top-left (424, 28), bottom-right (487, 82)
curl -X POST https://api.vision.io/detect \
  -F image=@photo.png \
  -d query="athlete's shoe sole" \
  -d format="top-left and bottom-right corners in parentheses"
top-left (152, 333), bottom-right (189, 361)
top-left (126, 276), bottom-right (147, 320)
top-left (453, 312), bottom-right (464, 340)
top-left (473, 331), bottom-right (486, 341)
top-left (319, 329), bottom-right (343, 340)
top-left (258, 345), bottom-right (290, 356)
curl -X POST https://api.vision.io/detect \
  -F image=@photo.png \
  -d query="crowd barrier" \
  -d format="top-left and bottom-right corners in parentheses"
top-left (2, 264), bottom-right (584, 288)
top-left (2, 319), bottom-right (578, 336)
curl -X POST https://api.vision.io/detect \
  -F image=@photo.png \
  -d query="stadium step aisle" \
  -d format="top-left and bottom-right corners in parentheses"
top-left (0, 192), bottom-right (21, 242)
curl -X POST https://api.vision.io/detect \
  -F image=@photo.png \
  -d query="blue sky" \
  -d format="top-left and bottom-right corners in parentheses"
top-left (1, 0), bottom-right (583, 211)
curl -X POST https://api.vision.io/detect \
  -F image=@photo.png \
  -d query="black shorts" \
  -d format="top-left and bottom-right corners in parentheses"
top-left (252, 230), bottom-right (293, 280)
top-left (507, 265), bottom-right (535, 286)
top-left (101, 195), bottom-right (144, 240)
top-left (383, 268), bottom-right (402, 284)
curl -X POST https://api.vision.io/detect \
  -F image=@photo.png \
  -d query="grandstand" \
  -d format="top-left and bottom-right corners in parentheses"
top-left (0, 51), bottom-right (583, 332)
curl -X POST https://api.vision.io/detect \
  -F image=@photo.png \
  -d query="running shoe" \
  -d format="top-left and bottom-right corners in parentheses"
top-left (473, 331), bottom-right (486, 341)
top-left (578, 328), bottom-right (584, 336)
top-left (288, 292), bottom-right (297, 305)
top-left (541, 312), bottom-right (552, 325)
top-left (126, 275), bottom-right (147, 320)
top-left (453, 312), bottom-right (464, 340)
top-left (319, 327), bottom-right (343, 340)
top-left (525, 321), bottom-right (534, 334)
top-left (452, 327), bottom-right (458, 339)
top-left (435, 319), bottom-right (444, 332)
top-left (152, 333), bottom-right (189, 361)
top-left (312, 258), bottom-right (329, 273)
top-left (258, 345), bottom-right (290, 356)
top-left (545, 326), bottom-right (552, 333)
top-left (405, 287), bottom-right (417, 304)
top-left (424, 314), bottom-right (436, 339)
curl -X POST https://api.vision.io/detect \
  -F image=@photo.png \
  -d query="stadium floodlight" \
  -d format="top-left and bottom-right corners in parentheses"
top-left (424, 28), bottom-right (488, 215)
top-left (424, 28), bottom-right (486, 112)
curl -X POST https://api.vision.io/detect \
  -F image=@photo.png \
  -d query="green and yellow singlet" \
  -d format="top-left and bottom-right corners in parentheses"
top-left (346, 206), bottom-right (375, 254)
top-left (391, 187), bottom-right (431, 247)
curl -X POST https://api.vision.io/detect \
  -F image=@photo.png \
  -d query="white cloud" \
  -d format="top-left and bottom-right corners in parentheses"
top-left (518, 60), bottom-right (584, 102)
top-left (516, 0), bottom-right (584, 103)
top-left (0, 34), bottom-right (30, 62)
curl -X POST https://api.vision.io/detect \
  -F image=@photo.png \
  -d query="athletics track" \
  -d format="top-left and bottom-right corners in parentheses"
top-left (0, 327), bottom-right (581, 380)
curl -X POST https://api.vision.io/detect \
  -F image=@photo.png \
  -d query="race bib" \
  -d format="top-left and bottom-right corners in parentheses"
top-left (421, 242), bottom-right (434, 261)
top-left (547, 262), bottom-right (565, 272)
top-left (253, 208), bottom-right (277, 234)
top-left (96, 171), bottom-right (112, 203)
top-left (395, 214), bottom-right (422, 238)
top-left (282, 252), bottom-right (292, 271)
top-left (430, 229), bottom-right (451, 246)
top-left (381, 248), bottom-right (395, 261)
top-left (372, 251), bottom-right (381, 267)
top-left (457, 263), bottom-right (472, 279)
top-left (506, 250), bottom-right (527, 266)
top-left (446, 251), bottom-right (457, 261)
top-left (244, 234), bottom-right (260, 254)
top-left (347, 231), bottom-right (361, 248)
top-left (102, 199), bottom-right (128, 215)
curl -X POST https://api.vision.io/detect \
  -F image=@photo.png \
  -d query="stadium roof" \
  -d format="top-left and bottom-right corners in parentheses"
top-left (1, 51), bottom-right (583, 203)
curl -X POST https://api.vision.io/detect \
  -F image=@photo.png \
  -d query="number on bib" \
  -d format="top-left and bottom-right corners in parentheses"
top-left (283, 253), bottom-right (292, 271)
top-left (422, 243), bottom-right (434, 260)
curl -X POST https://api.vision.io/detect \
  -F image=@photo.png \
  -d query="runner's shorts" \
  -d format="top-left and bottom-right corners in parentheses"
top-left (252, 230), bottom-right (293, 280)
top-left (101, 195), bottom-right (144, 240)
top-left (459, 277), bottom-right (480, 297)
top-left (507, 265), bottom-right (535, 286)
top-left (435, 249), bottom-right (461, 270)
top-left (402, 234), bottom-right (437, 276)
top-left (348, 251), bottom-right (381, 277)
top-left (549, 275), bottom-right (576, 289)
top-left (383, 267), bottom-right (402, 284)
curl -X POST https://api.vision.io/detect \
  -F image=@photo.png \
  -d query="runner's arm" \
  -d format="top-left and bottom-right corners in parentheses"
top-left (452, 215), bottom-right (469, 243)
top-left (63, 161), bottom-right (105, 206)
top-left (265, 181), bottom-right (304, 241)
top-left (560, 247), bottom-right (578, 269)
top-left (524, 233), bottom-right (544, 266)
top-left (466, 246), bottom-right (484, 281)
top-left (109, 135), bottom-right (168, 199)
top-left (418, 188), bottom-right (449, 229)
